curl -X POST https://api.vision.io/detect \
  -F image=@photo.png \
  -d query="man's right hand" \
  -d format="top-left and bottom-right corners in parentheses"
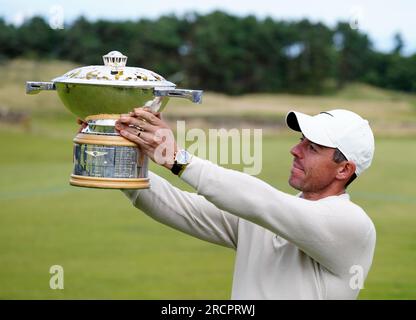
top-left (77, 118), bottom-right (88, 133)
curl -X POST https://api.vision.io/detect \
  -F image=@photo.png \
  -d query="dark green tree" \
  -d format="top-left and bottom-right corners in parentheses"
top-left (333, 22), bottom-right (373, 88)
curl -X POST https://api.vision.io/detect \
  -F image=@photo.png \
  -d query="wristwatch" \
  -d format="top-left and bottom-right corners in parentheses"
top-left (171, 149), bottom-right (192, 176)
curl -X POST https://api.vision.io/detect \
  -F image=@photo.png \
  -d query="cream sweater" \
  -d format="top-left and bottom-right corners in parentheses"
top-left (123, 156), bottom-right (376, 300)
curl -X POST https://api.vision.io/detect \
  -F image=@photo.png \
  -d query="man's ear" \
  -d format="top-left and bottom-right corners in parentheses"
top-left (336, 161), bottom-right (356, 182)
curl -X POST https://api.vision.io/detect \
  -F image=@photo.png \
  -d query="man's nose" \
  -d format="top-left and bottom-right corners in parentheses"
top-left (290, 142), bottom-right (303, 158)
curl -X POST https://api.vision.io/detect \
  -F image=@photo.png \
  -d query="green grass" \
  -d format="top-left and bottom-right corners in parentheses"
top-left (1, 59), bottom-right (416, 299)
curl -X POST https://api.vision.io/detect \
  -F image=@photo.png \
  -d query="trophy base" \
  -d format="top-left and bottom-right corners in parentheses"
top-left (70, 174), bottom-right (150, 189)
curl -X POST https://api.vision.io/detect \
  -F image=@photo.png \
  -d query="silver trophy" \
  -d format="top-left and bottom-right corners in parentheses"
top-left (26, 51), bottom-right (202, 189)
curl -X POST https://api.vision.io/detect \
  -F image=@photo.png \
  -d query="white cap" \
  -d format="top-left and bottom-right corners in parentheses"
top-left (286, 109), bottom-right (375, 176)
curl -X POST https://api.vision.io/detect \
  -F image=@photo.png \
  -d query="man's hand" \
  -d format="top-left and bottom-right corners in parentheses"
top-left (115, 107), bottom-right (178, 170)
top-left (76, 118), bottom-right (88, 133)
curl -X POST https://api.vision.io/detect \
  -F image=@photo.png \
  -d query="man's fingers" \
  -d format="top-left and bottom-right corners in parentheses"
top-left (133, 107), bottom-right (159, 115)
top-left (76, 118), bottom-right (87, 126)
top-left (117, 116), bottom-right (155, 132)
top-left (76, 118), bottom-right (88, 133)
top-left (131, 108), bottom-right (161, 125)
top-left (118, 128), bottom-right (152, 150)
top-left (116, 123), bottom-right (159, 147)
top-left (142, 107), bottom-right (162, 119)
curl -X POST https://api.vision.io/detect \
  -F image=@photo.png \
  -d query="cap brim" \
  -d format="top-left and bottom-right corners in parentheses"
top-left (286, 111), bottom-right (336, 148)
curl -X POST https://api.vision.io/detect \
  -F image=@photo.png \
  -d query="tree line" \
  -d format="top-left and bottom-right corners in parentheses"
top-left (1, 11), bottom-right (415, 95)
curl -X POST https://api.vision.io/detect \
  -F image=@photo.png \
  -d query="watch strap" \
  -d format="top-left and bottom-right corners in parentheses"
top-left (171, 149), bottom-right (191, 176)
top-left (171, 162), bottom-right (186, 176)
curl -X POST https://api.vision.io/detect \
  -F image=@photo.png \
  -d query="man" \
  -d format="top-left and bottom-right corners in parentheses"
top-left (114, 108), bottom-right (376, 300)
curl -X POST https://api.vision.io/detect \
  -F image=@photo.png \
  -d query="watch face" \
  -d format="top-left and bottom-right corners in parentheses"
top-left (176, 149), bottom-right (190, 165)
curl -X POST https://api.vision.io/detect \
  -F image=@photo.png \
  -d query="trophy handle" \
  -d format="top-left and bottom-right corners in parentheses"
top-left (154, 88), bottom-right (203, 104)
top-left (26, 81), bottom-right (56, 94)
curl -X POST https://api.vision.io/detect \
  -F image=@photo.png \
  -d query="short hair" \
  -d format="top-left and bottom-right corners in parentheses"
top-left (333, 149), bottom-right (357, 188)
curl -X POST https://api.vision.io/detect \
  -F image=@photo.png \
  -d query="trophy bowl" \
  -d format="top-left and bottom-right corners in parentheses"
top-left (26, 51), bottom-right (203, 189)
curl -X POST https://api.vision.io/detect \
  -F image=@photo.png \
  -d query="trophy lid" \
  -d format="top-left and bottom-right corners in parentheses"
top-left (52, 50), bottom-right (176, 88)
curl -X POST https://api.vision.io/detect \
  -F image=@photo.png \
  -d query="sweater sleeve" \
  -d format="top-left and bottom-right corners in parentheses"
top-left (122, 171), bottom-right (239, 249)
top-left (180, 156), bottom-right (376, 276)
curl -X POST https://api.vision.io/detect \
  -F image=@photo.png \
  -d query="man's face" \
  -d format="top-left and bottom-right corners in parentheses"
top-left (289, 135), bottom-right (339, 193)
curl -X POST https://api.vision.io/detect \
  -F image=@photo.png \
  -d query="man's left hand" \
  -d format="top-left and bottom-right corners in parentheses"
top-left (115, 107), bottom-right (177, 170)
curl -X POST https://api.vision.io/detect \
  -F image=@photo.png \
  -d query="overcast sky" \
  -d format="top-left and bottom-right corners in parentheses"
top-left (1, 0), bottom-right (415, 55)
